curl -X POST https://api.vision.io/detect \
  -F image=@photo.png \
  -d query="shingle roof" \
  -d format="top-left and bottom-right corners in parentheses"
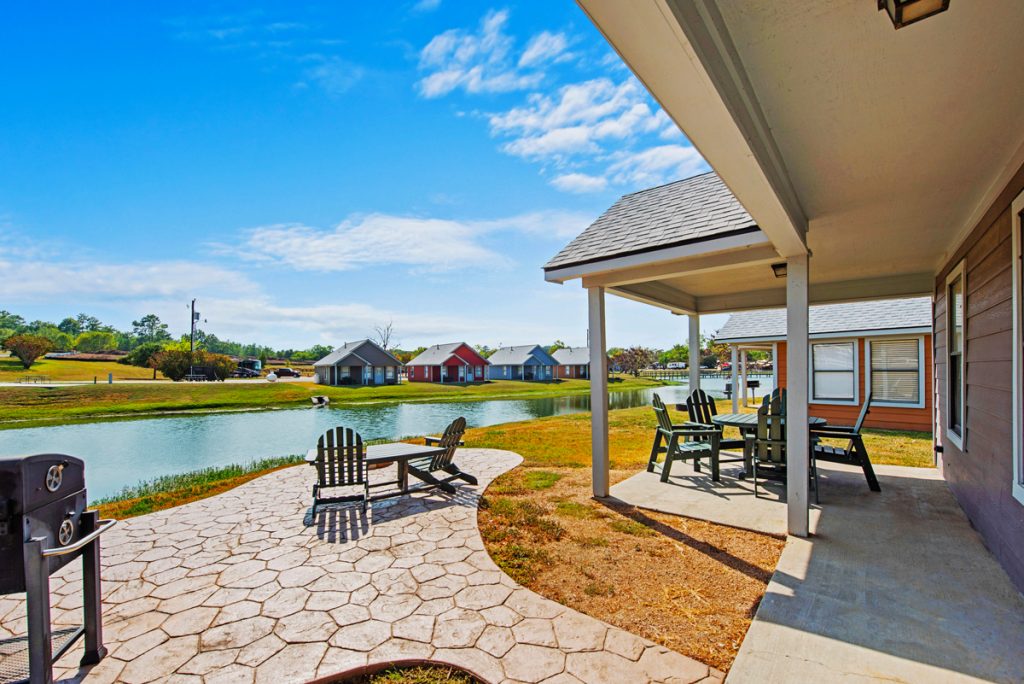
top-left (552, 347), bottom-right (589, 365)
top-left (487, 345), bottom-right (557, 366)
top-left (545, 172), bottom-right (758, 271)
top-left (313, 339), bottom-right (401, 366)
top-left (715, 297), bottom-right (933, 342)
top-left (407, 342), bottom-right (486, 366)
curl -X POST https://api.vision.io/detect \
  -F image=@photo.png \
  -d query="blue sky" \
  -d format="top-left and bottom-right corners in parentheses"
top-left (0, 1), bottom-right (726, 350)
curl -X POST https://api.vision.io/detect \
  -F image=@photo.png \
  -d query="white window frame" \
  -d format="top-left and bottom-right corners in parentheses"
top-left (946, 259), bottom-right (966, 451)
top-left (1010, 190), bottom-right (1024, 503)
top-left (808, 339), bottom-right (859, 406)
top-left (865, 336), bottom-right (927, 409)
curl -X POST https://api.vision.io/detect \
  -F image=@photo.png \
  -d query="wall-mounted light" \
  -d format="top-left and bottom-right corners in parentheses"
top-left (771, 262), bottom-right (788, 278)
top-left (878, 0), bottom-right (950, 29)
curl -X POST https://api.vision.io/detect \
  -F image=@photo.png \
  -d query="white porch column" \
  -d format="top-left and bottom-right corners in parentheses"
top-left (688, 314), bottom-right (700, 393)
top-left (588, 287), bottom-right (610, 498)
top-left (740, 350), bottom-right (748, 406)
top-left (730, 345), bottom-right (739, 412)
top-left (786, 253), bottom-right (810, 537)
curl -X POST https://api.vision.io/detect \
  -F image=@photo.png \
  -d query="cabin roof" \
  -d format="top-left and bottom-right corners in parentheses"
top-left (313, 339), bottom-right (401, 366)
top-left (407, 342), bottom-right (488, 366)
top-left (552, 347), bottom-right (590, 365)
top-left (487, 345), bottom-right (558, 366)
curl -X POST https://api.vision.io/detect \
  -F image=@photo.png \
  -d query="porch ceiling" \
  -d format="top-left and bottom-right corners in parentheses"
top-left (579, 0), bottom-right (1024, 294)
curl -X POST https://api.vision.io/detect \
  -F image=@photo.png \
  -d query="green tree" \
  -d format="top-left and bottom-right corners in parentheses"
top-left (0, 328), bottom-right (16, 345)
top-left (58, 317), bottom-right (82, 336)
top-left (547, 340), bottom-right (567, 354)
top-left (0, 311), bottom-right (26, 331)
top-left (658, 344), bottom-right (688, 366)
top-left (259, 349), bottom-right (269, 367)
top-left (611, 347), bottom-right (657, 376)
top-left (132, 314), bottom-right (171, 345)
top-left (75, 331), bottom-right (118, 352)
top-left (3, 334), bottom-right (53, 369)
top-left (474, 345), bottom-right (494, 358)
top-left (32, 325), bottom-right (73, 351)
top-left (150, 349), bottom-right (192, 381)
top-left (122, 341), bottom-right (165, 367)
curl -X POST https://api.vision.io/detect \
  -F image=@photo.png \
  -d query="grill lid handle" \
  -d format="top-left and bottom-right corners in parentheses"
top-left (40, 518), bottom-right (117, 558)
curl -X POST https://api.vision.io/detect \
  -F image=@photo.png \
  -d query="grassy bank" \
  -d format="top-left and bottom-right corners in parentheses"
top-left (0, 374), bottom-right (664, 429)
top-left (0, 355), bottom-right (165, 382)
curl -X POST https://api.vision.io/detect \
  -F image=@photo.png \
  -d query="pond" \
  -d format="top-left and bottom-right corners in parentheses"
top-left (0, 376), bottom-right (772, 501)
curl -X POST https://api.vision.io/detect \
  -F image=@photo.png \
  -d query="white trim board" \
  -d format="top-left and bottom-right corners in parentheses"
top-left (945, 260), bottom-right (967, 451)
top-left (865, 336), bottom-right (928, 410)
top-left (808, 338), bottom-right (860, 407)
top-left (1010, 190), bottom-right (1024, 504)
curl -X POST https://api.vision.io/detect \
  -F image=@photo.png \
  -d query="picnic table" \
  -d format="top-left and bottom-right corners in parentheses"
top-left (711, 413), bottom-right (827, 477)
top-left (306, 442), bottom-right (446, 497)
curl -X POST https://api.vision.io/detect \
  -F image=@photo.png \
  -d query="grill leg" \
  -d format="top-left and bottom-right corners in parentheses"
top-left (25, 537), bottom-right (54, 684)
top-left (80, 511), bottom-right (107, 666)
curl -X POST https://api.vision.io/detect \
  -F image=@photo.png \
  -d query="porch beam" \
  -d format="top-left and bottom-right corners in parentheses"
top-left (581, 242), bottom-right (779, 288)
top-left (688, 314), bottom-right (701, 392)
top-left (786, 253), bottom-right (810, 537)
top-left (588, 287), bottom-right (610, 498)
top-left (608, 282), bottom-right (696, 315)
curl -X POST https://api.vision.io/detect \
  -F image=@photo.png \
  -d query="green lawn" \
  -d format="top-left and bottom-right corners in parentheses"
top-left (0, 355), bottom-right (165, 382)
top-left (0, 374), bottom-right (665, 429)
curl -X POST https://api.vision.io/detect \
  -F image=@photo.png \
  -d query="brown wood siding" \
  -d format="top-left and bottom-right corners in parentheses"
top-left (775, 337), bottom-right (933, 432)
top-left (934, 159), bottom-right (1024, 594)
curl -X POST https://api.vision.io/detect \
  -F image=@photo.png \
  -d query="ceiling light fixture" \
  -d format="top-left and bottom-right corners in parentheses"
top-left (878, 0), bottom-right (950, 29)
top-left (771, 263), bottom-right (787, 278)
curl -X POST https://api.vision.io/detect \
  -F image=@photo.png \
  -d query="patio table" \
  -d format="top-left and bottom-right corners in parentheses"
top-left (305, 442), bottom-right (446, 497)
top-left (711, 413), bottom-right (826, 477)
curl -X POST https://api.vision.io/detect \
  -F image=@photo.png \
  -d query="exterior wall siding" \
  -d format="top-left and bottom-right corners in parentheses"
top-left (934, 159), bottom-right (1024, 592)
top-left (407, 344), bottom-right (488, 383)
top-left (776, 336), bottom-right (933, 431)
top-left (555, 364), bottom-right (589, 379)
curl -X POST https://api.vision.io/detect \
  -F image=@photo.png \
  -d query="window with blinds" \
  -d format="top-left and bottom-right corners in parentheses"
top-left (812, 342), bottom-right (856, 401)
top-left (870, 339), bottom-right (921, 404)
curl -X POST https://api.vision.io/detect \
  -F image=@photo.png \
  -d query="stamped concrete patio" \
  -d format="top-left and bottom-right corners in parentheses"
top-left (0, 449), bottom-right (722, 684)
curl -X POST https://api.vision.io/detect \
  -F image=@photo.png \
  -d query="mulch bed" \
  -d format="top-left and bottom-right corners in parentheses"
top-left (478, 467), bottom-right (785, 672)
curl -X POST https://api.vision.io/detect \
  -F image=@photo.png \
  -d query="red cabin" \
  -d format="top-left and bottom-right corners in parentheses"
top-left (406, 342), bottom-right (490, 383)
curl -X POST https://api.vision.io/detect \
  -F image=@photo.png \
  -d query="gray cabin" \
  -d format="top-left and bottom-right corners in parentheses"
top-left (313, 339), bottom-right (402, 386)
top-left (485, 345), bottom-right (558, 381)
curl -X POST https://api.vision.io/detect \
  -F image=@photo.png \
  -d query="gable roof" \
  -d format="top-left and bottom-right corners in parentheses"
top-left (544, 172), bottom-right (759, 271)
top-left (313, 339), bottom-right (402, 367)
top-left (715, 297), bottom-right (933, 343)
top-left (407, 342), bottom-right (488, 366)
top-left (552, 347), bottom-right (589, 365)
top-left (487, 345), bottom-right (558, 366)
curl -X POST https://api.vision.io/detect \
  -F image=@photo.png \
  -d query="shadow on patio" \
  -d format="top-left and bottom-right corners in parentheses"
top-left (610, 462), bottom-right (1024, 683)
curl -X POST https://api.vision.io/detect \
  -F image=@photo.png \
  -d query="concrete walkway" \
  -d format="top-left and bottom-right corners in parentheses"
top-left (0, 449), bottom-right (721, 684)
top-left (727, 464), bottom-right (1024, 683)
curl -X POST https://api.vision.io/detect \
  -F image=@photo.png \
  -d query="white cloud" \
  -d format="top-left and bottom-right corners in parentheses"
top-left (518, 31), bottom-right (570, 68)
top-left (416, 10), bottom-right (546, 98)
top-left (298, 56), bottom-right (364, 96)
top-left (411, 0), bottom-right (442, 13)
top-left (0, 258), bottom-right (257, 302)
top-left (607, 145), bottom-right (708, 186)
top-left (550, 173), bottom-right (607, 194)
top-left (235, 210), bottom-right (593, 273)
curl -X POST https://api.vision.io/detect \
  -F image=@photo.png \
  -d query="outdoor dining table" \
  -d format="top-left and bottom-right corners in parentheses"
top-left (305, 442), bottom-right (446, 497)
top-left (710, 413), bottom-right (827, 477)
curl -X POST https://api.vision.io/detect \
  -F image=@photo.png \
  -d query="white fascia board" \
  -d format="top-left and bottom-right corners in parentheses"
top-left (544, 230), bottom-right (770, 284)
top-left (716, 326), bottom-right (932, 345)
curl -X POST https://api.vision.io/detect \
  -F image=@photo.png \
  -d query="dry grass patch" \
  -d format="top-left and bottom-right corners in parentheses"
top-left (479, 467), bottom-right (785, 672)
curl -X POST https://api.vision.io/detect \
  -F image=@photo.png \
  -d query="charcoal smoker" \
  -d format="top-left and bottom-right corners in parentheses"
top-left (0, 454), bottom-right (116, 684)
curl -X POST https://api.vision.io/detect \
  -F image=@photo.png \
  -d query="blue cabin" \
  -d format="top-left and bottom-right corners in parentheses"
top-left (485, 345), bottom-right (558, 381)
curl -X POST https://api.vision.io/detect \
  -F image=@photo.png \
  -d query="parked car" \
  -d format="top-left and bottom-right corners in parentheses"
top-left (273, 367), bottom-right (302, 377)
top-left (231, 367), bottom-right (260, 378)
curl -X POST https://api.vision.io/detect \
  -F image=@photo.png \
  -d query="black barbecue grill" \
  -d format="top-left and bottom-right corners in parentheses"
top-left (0, 454), bottom-right (115, 684)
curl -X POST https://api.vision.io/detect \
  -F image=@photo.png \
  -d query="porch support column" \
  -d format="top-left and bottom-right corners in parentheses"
top-left (786, 253), bottom-right (810, 537)
top-left (730, 345), bottom-right (739, 412)
top-left (588, 287), bottom-right (610, 498)
top-left (688, 314), bottom-right (700, 393)
top-left (741, 350), bottom-right (748, 406)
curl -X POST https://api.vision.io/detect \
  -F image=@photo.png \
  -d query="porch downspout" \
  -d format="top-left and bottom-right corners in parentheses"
top-left (588, 287), bottom-right (610, 498)
top-left (688, 314), bottom-right (700, 393)
top-left (786, 253), bottom-right (810, 537)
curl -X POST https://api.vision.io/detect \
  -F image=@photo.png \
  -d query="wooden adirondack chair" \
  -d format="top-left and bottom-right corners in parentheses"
top-left (810, 393), bottom-right (881, 492)
top-left (648, 393), bottom-right (722, 482)
top-left (746, 396), bottom-right (819, 502)
top-left (762, 387), bottom-right (787, 412)
top-left (678, 388), bottom-right (746, 452)
top-left (312, 426), bottom-right (369, 513)
top-left (408, 417), bottom-right (476, 494)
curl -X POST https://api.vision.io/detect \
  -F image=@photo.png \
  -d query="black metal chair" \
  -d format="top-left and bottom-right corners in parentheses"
top-left (408, 417), bottom-right (476, 494)
top-left (810, 393), bottom-right (881, 492)
top-left (311, 426), bottom-right (369, 513)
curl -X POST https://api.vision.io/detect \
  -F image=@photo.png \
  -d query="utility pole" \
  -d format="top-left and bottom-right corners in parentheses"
top-left (189, 298), bottom-right (198, 379)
